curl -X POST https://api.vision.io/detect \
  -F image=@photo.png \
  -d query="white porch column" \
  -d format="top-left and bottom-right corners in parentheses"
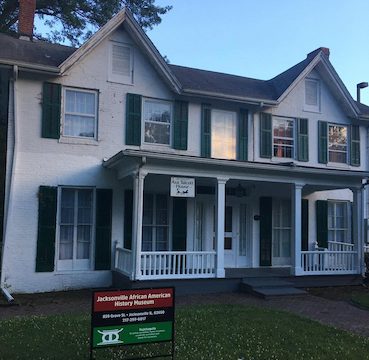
top-left (353, 187), bottom-right (364, 275)
top-left (132, 171), bottom-right (147, 280)
top-left (291, 183), bottom-right (304, 276)
top-left (216, 177), bottom-right (228, 278)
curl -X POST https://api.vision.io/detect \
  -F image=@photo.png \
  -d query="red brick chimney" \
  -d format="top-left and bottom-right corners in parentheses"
top-left (18, 0), bottom-right (36, 40)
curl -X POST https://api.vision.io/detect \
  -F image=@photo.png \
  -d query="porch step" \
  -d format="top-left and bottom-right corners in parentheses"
top-left (240, 277), bottom-right (307, 299)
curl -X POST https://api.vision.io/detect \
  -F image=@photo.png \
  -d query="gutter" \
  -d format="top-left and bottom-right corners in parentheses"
top-left (181, 88), bottom-right (278, 106)
top-left (0, 59), bottom-right (60, 76)
top-left (0, 65), bottom-right (19, 301)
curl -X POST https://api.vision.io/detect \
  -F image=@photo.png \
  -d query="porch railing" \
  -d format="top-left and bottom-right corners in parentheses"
top-left (301, 250), bottom-right (357, 274)
top-left (115, 246), bottom-right (133, 277)
top-left (328, 241), bottom-right (354, 252)
top-left (139, 251), bottom-right (216, 280)
top-left (364, 244), bottom-right (369, 254)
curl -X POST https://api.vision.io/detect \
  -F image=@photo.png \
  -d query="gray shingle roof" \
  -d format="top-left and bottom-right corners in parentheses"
top-left (0, 33), bottom-right (76, 67)
top-left (1, 33), bottom-right (368, 116)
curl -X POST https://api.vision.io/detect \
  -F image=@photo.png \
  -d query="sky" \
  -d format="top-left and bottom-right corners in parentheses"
top-left (146, 0), bottom-right (369, 105)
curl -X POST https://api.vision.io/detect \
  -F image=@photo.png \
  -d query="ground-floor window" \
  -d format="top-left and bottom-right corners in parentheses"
top-left (57, 187), bottom-right (94, 270)
top-left (142, 194), bottom-right (169, 251)
top-left (272, 199), bottom-right (291, 259)
top-left (328, 201), bottom-right (351, 243)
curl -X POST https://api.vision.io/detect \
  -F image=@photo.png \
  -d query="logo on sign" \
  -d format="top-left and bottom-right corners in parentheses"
top-left (170, 177), bottom-right (195, 197)
top-left (97, 328), bottom-right (123, 346)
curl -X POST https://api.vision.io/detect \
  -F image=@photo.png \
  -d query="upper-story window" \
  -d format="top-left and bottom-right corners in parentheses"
top-left (143, 98), bottom-right (172, 145)
top-left (328, 124), bottom-right (347, 163)
top-left (304, 78), bottom-right (320, 112)
top-left (109, 42), bottom-right (133, 84)
top-left (273, 117), bottom-right (294, 158)
top-left (211, 109), bottom-right (237, 160)
top-left (63, 88), bottom-right (98, 139)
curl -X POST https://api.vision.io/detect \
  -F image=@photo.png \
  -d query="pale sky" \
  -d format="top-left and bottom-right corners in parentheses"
top-left (148, 0), bottom-right (369, 105)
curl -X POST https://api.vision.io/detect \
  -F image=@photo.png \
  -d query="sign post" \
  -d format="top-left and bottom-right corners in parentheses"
top-left (90, 287), bottom-right (175, 360)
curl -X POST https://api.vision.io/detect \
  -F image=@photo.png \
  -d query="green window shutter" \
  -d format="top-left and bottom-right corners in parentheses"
top-left (350, 125), bottom-right (360, 166)
top-left (124, 190), bottom-right (133, 250)
top-left (301, 199), bottom-right (309, 251)
top-left (172, 198), bottom-right (187, 251)
top-left (125, 93), bottom-right (142, 145)
top-left (95, 189), bottom-right (113, 270)
top-left (259, 197), bottom-right (272, 266)
top-left (36, 186), bottom-right (57, 272)
top-left (173, 100), bottom-right (188, 150)
top-left (237, 109), bottom-right (248, 161)
top-left (42, 82), bottom-right (61, 139)
top-left (316, 200), bottom-right (328, 248)
top-left (318, 121), bottom-right (328, 164)
top-left (260, 113), bottom-right (272, 158)
top-left (201, 104), bottom-right (211, 157)
top-left (297, 118), bottom-right (309, 162)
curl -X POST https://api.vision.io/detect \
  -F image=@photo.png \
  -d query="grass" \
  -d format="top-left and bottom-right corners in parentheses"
top-left (351, 292), bottom-right (369, 310)
top-left (1, 305), bottom-right (369, 359)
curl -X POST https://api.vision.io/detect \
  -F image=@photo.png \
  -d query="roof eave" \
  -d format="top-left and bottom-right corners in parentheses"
top-left (0, 59), bottom-right (60, 75)
top-left (181, 88), bottom-right (278, 106)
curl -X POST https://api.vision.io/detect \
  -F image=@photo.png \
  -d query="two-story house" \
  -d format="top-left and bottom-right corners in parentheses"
top-left (1, 4), bottom-right (369, 293)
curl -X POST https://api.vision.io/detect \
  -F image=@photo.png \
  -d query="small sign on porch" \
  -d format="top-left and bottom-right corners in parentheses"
top-left (170, 177), bottom-right (195, 197)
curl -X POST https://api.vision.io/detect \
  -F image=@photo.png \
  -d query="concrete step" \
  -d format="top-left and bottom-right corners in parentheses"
top-left (241, 277), bottom-right (294, 288)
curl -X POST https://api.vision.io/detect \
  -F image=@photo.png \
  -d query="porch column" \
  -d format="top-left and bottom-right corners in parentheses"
top-left (291, 183), bottom-right (304, 276)
top-left (353, 187), bottom-right (364, 274)
top-left (216, 177), bottom-right (228, 278)
top-left (132, 170), bottom-right (147, 280)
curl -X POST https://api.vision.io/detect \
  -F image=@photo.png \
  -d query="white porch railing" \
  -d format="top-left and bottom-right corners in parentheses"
top-left (301, 250), bottom-right (357, 274)
top-left (328, 241), bottom-right (354, 252)
top-left (115, 246), bottom-right (133, 277)
top-left (364, 244), bottom-right (369, 253)
top-left (139, 251), bottom-right (216, 280)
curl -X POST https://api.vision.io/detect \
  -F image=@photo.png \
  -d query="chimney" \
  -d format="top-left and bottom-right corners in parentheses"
top-left (18, 0), bottom-right (36, 40)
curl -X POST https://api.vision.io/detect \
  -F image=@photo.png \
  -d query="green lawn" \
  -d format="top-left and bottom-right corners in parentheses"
top-left (1, 305), bottom-right (369, 359)
top-left (352, 292), bottom-right (369, 310)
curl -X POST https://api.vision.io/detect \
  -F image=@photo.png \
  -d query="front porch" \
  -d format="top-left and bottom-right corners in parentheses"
top-left (104, 150), bottom-right (366, 282)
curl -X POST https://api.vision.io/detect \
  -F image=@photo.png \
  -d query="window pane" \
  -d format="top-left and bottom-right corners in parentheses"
top-left (78, 190), bottom-right (92, 224)
top-left (328, 125), bottom-right (347, 163)
top-left (273, 118), bottom-right (294, 158)
top-left (211, 110), bottom-right (236, 160)
top-left (225, 206), bottom-right (232, 232)
top-left (156, 195), bottom-right (168, 225)
top-left (59, 225), bottom-right (73, 260)
top-left (144, 100), bottom-right (171, 123)
top-left (142, 226), bottom-right (153, 251)
top-left (77, 225), bottom-right (91, 259)
top-left (143, 194), bottom-right (154, 225)
top-left (144, 123), bottom-right (170, 144)
top-left (66, 90), bottom-right (95, 115)
top-left (64, 114), bottom-right (95, 138)
top-left (156, 227), bottom-right (168, 251)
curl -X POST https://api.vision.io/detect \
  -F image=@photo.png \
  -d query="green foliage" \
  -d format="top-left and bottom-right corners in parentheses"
top-left (1, 305), bottom-right (369, 359)
top-left (0, 0), bottom-right (172, 46)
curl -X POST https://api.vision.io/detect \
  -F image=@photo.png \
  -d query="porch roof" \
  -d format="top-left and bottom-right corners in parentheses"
top-left (103, 149), bottom-right (369, 188)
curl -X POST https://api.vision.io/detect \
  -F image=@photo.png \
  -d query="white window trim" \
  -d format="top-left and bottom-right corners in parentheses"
top-left (55, 186), bottom-right (96, 272)
top-left (61, 87), bottom-right (99, 141)
top-left (328, 200), bottom-right (351, 244)
top-left (327, 123), bottom-right (348, 165)
top-left (108, 41), bottom-right (134, 85)
top-left (271, 116), bottom-right (296, 160)
top-left (142, 98), bottom-right (173, 147)
top-left (304, 78), bottom-right (321, 113)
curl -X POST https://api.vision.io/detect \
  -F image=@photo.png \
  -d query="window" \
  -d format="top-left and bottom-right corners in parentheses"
top-left (272, 199), bottom-right (291, 260)
top-left (273, 117), bottom-right (294, 158)
top-left (211, 109), bottom-right (237, 160)
top-left (143, 99), bottom-right (172, 145)
top-left (305, 79), bottom-right (320, 112)
top-left (328, 124), bottom-right (347, 163)
top-left (63, 89), bottom-right (98, 139)
top-left (142, 194), bottom-right (169, 251)
top-left (57, 188), bottom-right (94, 271)
top-left (328, 201), bottom-right (351, 243)
top-left (109, 42), bottom-right (133, 84)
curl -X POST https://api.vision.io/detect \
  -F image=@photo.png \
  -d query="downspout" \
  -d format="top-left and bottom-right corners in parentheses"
top-left (0, 65), bottom-right (18, 302)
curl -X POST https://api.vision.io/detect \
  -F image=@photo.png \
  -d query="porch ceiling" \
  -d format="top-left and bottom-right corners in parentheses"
top-left (103, 149), bottom-right (369, 188)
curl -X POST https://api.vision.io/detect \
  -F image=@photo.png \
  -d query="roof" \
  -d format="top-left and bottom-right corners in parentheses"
top-left (0, 17), bottom-right (367, 116)
top-left (0, 32), bottom-right (76, 68)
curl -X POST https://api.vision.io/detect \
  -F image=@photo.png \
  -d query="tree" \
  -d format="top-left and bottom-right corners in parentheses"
top-left (0, 0), bottom-right (172, 46)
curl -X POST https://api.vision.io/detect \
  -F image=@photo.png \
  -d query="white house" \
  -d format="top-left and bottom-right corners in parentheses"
top-left (0, 4), bottom-right (369, 294)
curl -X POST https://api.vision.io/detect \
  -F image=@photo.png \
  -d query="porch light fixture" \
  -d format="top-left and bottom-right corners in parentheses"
top-left (357, 82), bottom-right (368, 103)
